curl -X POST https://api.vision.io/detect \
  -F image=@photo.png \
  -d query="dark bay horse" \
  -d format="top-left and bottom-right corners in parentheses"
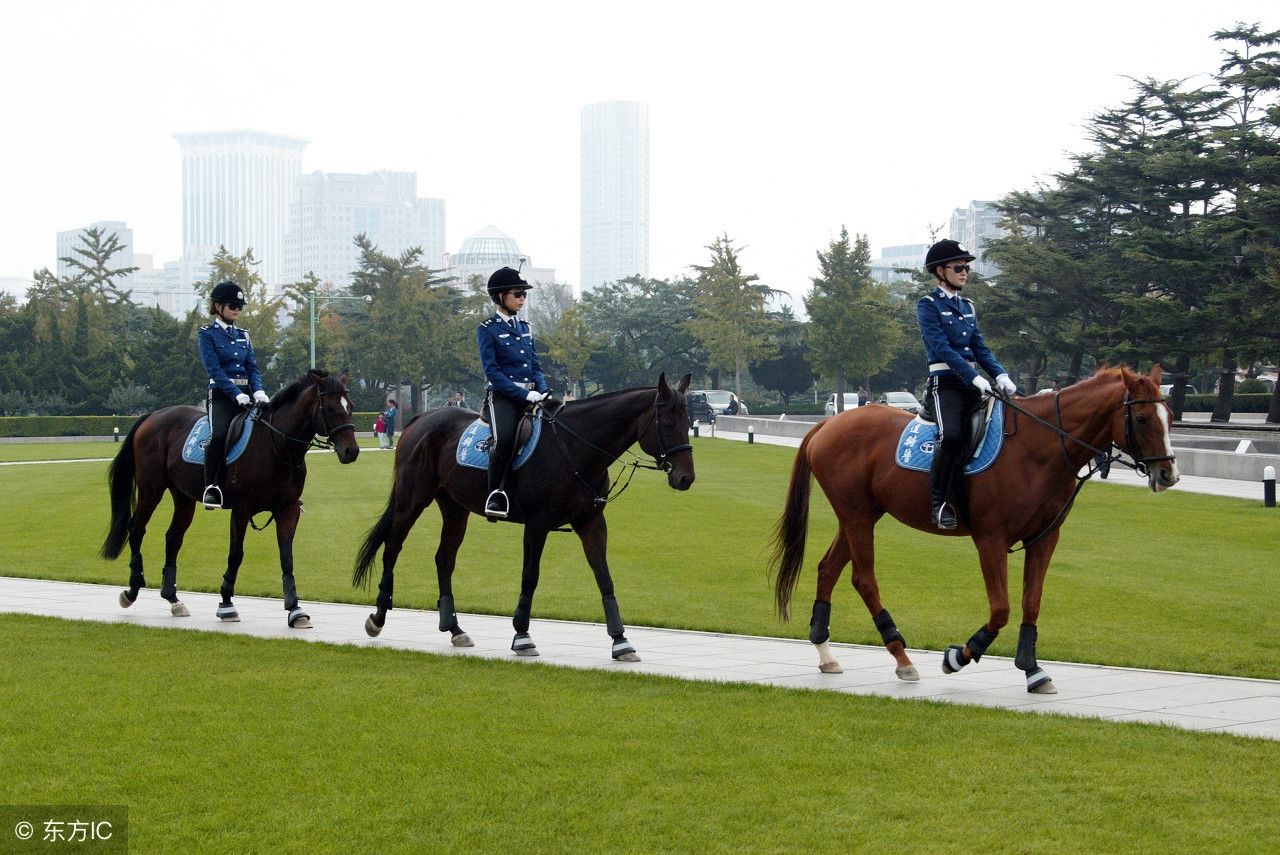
top-left (771, 366), bottom-right (1179, 693)
top-left (101, 370), bottom-right (360, 626)
top-left (354, 373), bottom-right (695, 660)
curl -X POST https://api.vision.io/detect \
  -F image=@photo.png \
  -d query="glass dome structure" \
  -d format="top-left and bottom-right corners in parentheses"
top-left (452, 225), bottom-right (525, 267)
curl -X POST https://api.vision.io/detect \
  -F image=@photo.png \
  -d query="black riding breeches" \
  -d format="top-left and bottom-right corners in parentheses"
top-left (486, 391), bottom-right (526, 493)
top-left (926, 375), bottom-right (982, 499)
top-left (205, 392), bottom-right (239, 487)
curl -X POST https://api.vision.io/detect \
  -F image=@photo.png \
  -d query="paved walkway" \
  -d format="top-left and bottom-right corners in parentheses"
top-left (3, 576), bottom-right (1277, 741)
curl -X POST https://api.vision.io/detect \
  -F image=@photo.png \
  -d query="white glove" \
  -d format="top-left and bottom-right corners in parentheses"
top-left (970, 376), bottom-right (992, 396)
top-left (235, 393), bottom-right (252, 407)
top-left (525, 390), bottom-right (549, 404)
top-left (995, 373), bottom-right (1017, 396)
top-left (252, 390), bottom-right (270, 404)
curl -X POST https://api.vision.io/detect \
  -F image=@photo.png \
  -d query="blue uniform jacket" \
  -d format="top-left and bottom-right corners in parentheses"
top-left (198, 321), bottom-right (263, 400)
top-left (916, 287), bottom-right (1005, 384)
top-left (477, 312), bottom-right (548, 403)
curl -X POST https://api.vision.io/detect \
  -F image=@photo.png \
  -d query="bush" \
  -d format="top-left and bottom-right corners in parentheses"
top-left (1177, 393), bottom-right (1271, 413)
top-left (1235, 379), bottom-right (1271, 394)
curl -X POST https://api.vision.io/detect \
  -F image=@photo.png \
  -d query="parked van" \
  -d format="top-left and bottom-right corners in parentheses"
top-left (824, 392), bottom-right (860, 416)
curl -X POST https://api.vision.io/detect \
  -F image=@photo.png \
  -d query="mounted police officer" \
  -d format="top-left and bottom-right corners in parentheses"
top-left (198, 281), bottom-right (269, 510)
top-left (477, 266), bottom-right (549, 518)
top-left (917, 240), bottom-right (1017, 529)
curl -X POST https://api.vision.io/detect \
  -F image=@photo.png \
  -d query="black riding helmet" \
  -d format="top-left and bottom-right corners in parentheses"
top-left (209, 280), bottom-right (246, 311)
top-left (923, 239), bottom-right (976, 274)
top-left (486, 267), bottom-right (534, 304)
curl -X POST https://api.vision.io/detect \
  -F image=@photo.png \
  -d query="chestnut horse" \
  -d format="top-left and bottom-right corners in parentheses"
top-left (101, 370), bottom-right (360, 626)
top-left (353, 373), bottom-right (695, 660)
top-left (771, 366), bottom-right (1179, 693)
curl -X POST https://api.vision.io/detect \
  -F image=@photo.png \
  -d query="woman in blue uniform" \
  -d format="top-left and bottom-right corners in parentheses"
top-left (197, 281), bottom-right (269, 509)
top-left (916, 240), bottom-right (1017, 529)
top-left (476, 266), bottom-right (549, 518)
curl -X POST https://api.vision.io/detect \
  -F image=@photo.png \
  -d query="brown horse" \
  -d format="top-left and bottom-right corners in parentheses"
top-left (101, 370), bottom-right (360, 626)
top-left (353, 373), bottom-right (695, 660)
top-left (771, 366), bottom-right (1179, 693)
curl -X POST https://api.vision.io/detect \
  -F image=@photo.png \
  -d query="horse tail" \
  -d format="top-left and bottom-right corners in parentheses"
top-left (353, 488), bottom-right (396, 589)
top-left (100, 414), bottom-right (149, 559)
top-left (770, 422), bottom-right (822, 622)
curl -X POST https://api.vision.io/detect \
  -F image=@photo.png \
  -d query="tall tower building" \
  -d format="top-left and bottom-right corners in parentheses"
top-left (173, 130), bottom-right (309, 288)
top-left (580, 101), bottom-right (649, 293)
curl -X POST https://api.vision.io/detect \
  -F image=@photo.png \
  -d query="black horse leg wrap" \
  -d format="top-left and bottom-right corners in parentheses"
top-left (809, 600), bottom-right (832, 645)
top-left (602, 595), bottom-right (624, 638)
top-left (966, 625), bottom-right (999, 662)
top-left (513, 596), bottom-right (532, 634)
top-left (873, 608), bottom-right (906, 648)
top-left (160, 566), bottom-right (177, 602)
top-left (1015, 623), bottom-right (1039, 671)
top-left (437, 595), bottom-right (456, 632)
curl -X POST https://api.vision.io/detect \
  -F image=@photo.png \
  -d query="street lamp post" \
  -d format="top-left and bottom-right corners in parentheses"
top-left (308, 292), bottom-right (371, 368)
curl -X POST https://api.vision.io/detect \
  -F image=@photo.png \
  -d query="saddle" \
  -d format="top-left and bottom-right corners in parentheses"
top-left (895, 397), bottom-right (1004, 476)
top-left (181, 408), bottom-right (259, 466)
top-left (918, 393), bottom-right (996, 463)
top-left (477, 403), bottom-right (537, 450)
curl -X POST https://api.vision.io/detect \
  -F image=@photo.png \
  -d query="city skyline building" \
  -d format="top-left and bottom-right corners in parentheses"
top-left (283, 169), bottom-right (446, 287)
top-left (445, 225), bottom-right (557, 315)
top-left (174, 129), bottom-right (309, 289)
top-left (949, 200), bottom-right (1007, 278)
top-left (56, 220), bottom-right (135, 286)
top-left (580, 100), bottom-right (649, 294)
top-left (869, 242), bottom-right (929, 284)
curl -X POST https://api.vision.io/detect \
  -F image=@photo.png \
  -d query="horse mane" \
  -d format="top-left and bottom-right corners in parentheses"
top-left (269, 370), bottom-right (336, 409)
top-left (571, 385), bottom-right (688, 417)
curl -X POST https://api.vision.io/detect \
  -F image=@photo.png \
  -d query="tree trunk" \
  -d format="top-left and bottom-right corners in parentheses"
top-left (734, 352), bottom-right (743, 398)
top-left (1067, 350), bottom-right (1083, 386)
top-left (1267, 380), bottom-right (1280, 425)
top-left (1211, 350), bottom-right (1237, 423)
top-left (835, 369), bottom-right (846, 413)
top-left (710, 368), bottom-right (721, 389)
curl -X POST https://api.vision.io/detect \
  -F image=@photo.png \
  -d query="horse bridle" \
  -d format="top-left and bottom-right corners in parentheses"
top-left (649, 392), bottom-right (693, 473)
top-left (253, 385), bottom-right (355, 456)
top-left (1120, 396), bottom-right (1175, 476)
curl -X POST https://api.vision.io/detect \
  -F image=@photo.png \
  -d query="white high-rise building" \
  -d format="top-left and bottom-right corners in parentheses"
top-left (174, 130), bottom-right (308, 289)
top-left (445, 225), bottom-right (557, 315)
top-left (580, 101), bottom-right (649, 293)
top-left (949, 201), bottom-right (1007, 278)
top-left (283, 170), bottom-right (445, 286)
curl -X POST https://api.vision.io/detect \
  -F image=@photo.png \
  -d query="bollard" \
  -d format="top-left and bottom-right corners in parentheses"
top-left (1265, 465), bottom-right (1276, 508)
top-left (748, 425), bottom-right (755, 444)
top-left (113, 426), bottom-right (120, 443)
top-left (692, 421), bottom-right (700, 438)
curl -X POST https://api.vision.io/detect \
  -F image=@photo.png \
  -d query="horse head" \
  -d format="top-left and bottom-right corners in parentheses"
top-left (308, 369), bottom-right (360, 464)
top-left (1114, 365), bottom-right (1179, 492)
top-left (641, 372), bottom-right (695, 491)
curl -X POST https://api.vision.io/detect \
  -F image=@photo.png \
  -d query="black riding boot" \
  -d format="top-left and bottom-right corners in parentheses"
top-left (203, 447), bottom-right (224, 510)
top-left (929, 451), bottom-right (957, 530)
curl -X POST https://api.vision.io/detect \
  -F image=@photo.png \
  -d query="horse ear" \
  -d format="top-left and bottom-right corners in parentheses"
top-left (657, 372), bottom-right (671, 400)
top-left (338, 369), bottom-right (350, 388)
top-left (1150, 363), bottom-right (1163, 386)
top-left (677, 373), bottom-right (691, 394)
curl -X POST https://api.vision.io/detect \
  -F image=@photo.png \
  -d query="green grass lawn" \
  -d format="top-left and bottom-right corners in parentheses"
top-left (2, 437), bottom-right (1277, 678)
top-left (2, 614), bottom-right (1277, 854)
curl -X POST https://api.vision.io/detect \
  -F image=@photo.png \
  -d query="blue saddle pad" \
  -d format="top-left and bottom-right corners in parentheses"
top-left (181, 412), bottom-right (258, 466)
top-left (456, 417), bottom-right (542, 471)
top-left (894, 400), bottom-right (1005, 475)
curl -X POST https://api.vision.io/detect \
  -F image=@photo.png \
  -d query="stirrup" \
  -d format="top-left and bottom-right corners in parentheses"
top-left (202, 485), bottom-right (223, 511)
top-left (932, 502), bottom-right (957, 530)
top-left (485, 489), bottom-right (509, 518)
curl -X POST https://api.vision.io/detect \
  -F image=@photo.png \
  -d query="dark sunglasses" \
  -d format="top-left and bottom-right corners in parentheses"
top-left (949, 264), bottom-right (971, 274)
top-left (510, 289), bottom-right (528, 298)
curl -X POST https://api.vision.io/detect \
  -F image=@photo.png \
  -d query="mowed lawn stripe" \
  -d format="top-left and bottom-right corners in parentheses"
top-left (3, 438), bottom-right (1276, 679)
top-left (3, 614), bottom-right (1278, 854)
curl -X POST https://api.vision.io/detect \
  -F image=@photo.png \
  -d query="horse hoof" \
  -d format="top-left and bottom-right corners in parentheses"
top-left (290, 615), bottom-right (313, 629)
top-left (216, 604), bottom-right (240, 622)
top-left (614, 651), bottom-right (641, 663)
top-left (451, 633), bottom-right (474, 647)
top-left (1025, 668), bottom-right (1056, 693)
top-left (819, 661), bottom-right (844, 674)
top-left (118, 591), bottom-right (135, 609)
top-left (942, 644), bottom-right (968, 674)
top-left (1030, 680), bottom-right (1058, 694)
top-left (365, 615), bottom-right (383, 637)
top-left (170, 602), bottom-right (190, 617)
top-left (895, 665), bottom-right (920, 682)
top-left (514, 647), bottom-right (539, 657)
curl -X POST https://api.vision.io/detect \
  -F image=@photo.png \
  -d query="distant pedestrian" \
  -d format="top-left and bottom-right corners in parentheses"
top-left (374, 413), bottom-right (388, 449)
top-left (857, 386), bottom-right (869, 407)
top-left (382, 398), bottom-right (398, 449)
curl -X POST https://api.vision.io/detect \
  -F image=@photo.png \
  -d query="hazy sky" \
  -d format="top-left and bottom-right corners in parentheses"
top-left (2, 1), bottom-right (1274, 306)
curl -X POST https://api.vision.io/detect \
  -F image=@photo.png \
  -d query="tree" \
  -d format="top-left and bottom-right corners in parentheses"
top-left (688, 235), bottom-right (779, 397)
top-left (542, 304), bottom-right (602, 396)
top-left (58, 225), bottom-right (138, 303)
top-left (580, 276), bottom-right (705, 391)
top-left (804, 228), bottom-right (901, 411)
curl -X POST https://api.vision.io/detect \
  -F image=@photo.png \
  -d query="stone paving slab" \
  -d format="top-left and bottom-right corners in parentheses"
top-left (4, 576), bottom-right (1278, 741)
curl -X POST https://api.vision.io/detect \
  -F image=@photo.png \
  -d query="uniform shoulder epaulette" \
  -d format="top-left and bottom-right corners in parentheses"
top-left (959, 296), bottom-right (974, 306)
top-left (480, 317), bottom-right (495, 327)
top-left (920, 294), bottom-right (935, 302)
top-left (201, 322), bottom-right (215, 331)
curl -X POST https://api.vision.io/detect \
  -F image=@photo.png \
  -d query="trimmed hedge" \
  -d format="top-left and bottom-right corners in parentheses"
top-left (1177, 393), bottom-right (1271, 413)
top-left (0, 413), bottom-right (384, 438)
